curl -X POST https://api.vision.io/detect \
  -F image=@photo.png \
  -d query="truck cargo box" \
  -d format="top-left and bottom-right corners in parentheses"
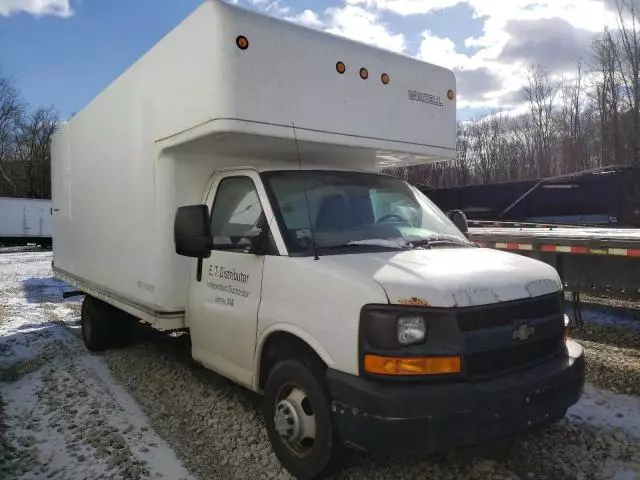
top-left (51, 0), bottom-right (457, 326)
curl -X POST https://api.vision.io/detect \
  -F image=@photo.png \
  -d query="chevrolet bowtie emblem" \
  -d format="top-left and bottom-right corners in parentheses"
top-left (512, 323), bottom-right (535, 341)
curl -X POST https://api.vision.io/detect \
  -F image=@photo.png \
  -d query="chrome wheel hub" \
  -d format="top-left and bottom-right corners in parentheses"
top-left (273, 386), bottom-right (317, 457)
top-left (275, 399), bottom-right (301, 442)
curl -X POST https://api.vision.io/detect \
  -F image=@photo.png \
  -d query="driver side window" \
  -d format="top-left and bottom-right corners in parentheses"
top-left (210, 176), bottom-right (264, 241)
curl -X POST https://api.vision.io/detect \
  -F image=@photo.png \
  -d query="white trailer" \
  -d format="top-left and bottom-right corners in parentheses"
top-left (0, 197), bottom-right (52, 247)
top-left (51, 1), bottom-right (584, 478)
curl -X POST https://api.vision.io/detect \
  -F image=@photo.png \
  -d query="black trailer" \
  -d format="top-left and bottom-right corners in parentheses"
top-left (418, 166), bottom-right (640, 228)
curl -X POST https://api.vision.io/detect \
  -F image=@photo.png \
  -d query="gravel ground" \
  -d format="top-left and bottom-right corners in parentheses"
top-left (1, 248), bottom-right (640, 480)
top-left (575, 294), bottom-right (640, 317)
top-left (570, 324), bottom-right (640, 397)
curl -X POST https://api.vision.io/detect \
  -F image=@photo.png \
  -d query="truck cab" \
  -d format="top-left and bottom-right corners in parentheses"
top-left (174, 166), bottom-right (584, 479)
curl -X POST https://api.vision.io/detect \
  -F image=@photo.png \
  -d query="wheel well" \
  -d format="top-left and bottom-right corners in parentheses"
top-left (258, 332), bottom-right (327, 390)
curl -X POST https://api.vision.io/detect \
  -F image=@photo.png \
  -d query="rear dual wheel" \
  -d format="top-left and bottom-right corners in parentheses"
top-left (80, 296), bottom-right (135, 351)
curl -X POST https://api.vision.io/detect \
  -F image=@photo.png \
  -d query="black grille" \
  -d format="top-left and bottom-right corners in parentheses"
top-left (464, 334), bottom-right (564, 377)
top-left (456, 294), bottom-right (562, 332)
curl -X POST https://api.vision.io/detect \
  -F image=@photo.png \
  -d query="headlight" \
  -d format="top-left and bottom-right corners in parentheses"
top-left (397, 315), bottom-right (426, 346)
top-left (563, 314), bottom-right (570, 343)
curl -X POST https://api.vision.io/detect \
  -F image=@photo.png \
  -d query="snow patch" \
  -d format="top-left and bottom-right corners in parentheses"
top-left (568, 385), bottom-right (640, 440)
top-left (0, 249), bottom-right (194, 480)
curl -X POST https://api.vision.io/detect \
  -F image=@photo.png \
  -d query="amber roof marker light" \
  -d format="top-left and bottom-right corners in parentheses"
top-left (381, 73), bottom-right (390, 85)
top-left (447, 89), bottom-right (455, 100)
top-left (360, 67), bottom-right (369, 79)
top-left (236, 35), bottom-right (249, 50)
top-left (336, 61), bottom-right (346, 74)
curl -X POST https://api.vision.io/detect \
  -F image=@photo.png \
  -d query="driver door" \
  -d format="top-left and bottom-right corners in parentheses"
top-left (188, 171), bottom-right (271, 387)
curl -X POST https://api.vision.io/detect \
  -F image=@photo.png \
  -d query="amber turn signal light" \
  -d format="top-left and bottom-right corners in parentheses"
top-left (236, 35), bottom-right (249, 50)
top-left (364, 355), bottom-right (462, 375)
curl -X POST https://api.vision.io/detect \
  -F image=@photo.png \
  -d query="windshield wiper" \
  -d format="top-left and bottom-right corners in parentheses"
top-left (343, 239), bottom-right (410, 249)
top-left (345, 236), bottom-right (473, 250)
top-left (409, 238), bottom-right (470, 249)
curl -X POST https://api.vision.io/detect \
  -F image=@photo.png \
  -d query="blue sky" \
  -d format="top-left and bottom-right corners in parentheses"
top-left (0, 0), bottom-right (615, 122)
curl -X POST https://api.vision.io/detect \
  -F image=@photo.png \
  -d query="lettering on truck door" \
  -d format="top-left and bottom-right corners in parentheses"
top-left (188, 173), bottom-right (273, 387)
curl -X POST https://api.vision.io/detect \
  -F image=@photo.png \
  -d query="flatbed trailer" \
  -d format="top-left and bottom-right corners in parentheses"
top-left (468, 221), bottom-right (640, 325)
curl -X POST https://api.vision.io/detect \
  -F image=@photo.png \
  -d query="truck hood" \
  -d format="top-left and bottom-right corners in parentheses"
top-left (321, 247), bottom-right (561, 308)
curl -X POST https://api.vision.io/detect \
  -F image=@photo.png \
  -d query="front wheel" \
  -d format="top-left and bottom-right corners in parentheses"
top-left (263, 359), bottom-right (347, 480)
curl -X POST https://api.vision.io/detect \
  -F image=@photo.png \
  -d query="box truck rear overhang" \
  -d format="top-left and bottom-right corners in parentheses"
top-left (50, 1), bottom-right (585, 478)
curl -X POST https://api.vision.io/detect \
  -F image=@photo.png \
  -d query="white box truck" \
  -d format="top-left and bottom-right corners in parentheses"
top-left (0, 197), bottom-right (52, 248)
top-left (51, 1), bottom-right (585, 478)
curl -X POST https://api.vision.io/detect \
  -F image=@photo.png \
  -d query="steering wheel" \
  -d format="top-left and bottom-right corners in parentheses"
top-left (377, 213), bottom-right (408, 224)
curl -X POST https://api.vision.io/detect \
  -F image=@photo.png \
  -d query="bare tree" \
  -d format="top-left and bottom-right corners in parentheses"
top-left (13, 107), bottom-right (59, 198)
top-left (453, 121), bottom-right (471, 185)
top-left (0, 71), bottom-right (59, 198)
top-left (0, 75), bottom-right (23, 193)
top-left (590, 28), bottom-right (624, 165)
top-left (613, 0), bottom-right (640, 165)
top-left (523, 65), bottom-right (559, 177)
top-left (558, 63), bottom-right (585, 172)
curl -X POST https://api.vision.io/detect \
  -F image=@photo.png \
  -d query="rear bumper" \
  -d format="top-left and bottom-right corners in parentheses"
top-left (327, 340), bottom-right (584, 454)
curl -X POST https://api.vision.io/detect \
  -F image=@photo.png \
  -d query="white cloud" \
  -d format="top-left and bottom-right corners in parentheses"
top-left (348, 0), bottom-right (464, 15)
top-left (286, 9), bottom-right (324, 28)
top-left (325, 5), bottom-right (406, 53)
top-left (250, 0), bottom-right (291, 17)
top-left (417, 30), bottom-right (472, 70)
top-left (0, 0), bottom-right (72, 17)
top-left (412, 0), bottom-right (615, 108)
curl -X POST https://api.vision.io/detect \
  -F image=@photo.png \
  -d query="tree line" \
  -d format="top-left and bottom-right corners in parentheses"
top-left (391, 0), bottom-right (640, 188)
top-left (0, 73), bottom-right (58, 199)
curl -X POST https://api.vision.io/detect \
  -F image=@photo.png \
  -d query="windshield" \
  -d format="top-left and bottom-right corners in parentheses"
top-left (261, 170), bottom-right (470, 255)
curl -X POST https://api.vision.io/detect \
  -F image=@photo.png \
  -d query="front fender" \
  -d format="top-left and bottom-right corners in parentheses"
top-left (253, 323), bottom-right (335, 391)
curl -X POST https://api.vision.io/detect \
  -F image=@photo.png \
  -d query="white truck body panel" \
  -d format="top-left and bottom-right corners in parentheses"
top-left (0, 197), bottom-right (52, 239)
top-left (50, 0), bottom-right (457, 321)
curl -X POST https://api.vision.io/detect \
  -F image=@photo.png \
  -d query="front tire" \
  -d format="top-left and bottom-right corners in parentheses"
top-left (263, 359), bottom-right (346, 480)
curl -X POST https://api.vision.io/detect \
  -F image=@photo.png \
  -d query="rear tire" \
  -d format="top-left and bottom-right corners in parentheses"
top-left (263, 359), bottom-right (347, 480)
top-left (80, 296), bottom-right (136, 351)
top-left (81, 296), bottom-right (112, 352)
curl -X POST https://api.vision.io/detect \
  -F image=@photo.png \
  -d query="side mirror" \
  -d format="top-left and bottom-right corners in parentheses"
top-left (447, 209), bottom-right (468, 235)
top-left (174, 204), bottom-right (213, 258)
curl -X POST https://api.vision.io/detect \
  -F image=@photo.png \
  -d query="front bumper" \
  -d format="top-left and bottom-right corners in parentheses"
top-left (328, 340), bottom-right (584, 454)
